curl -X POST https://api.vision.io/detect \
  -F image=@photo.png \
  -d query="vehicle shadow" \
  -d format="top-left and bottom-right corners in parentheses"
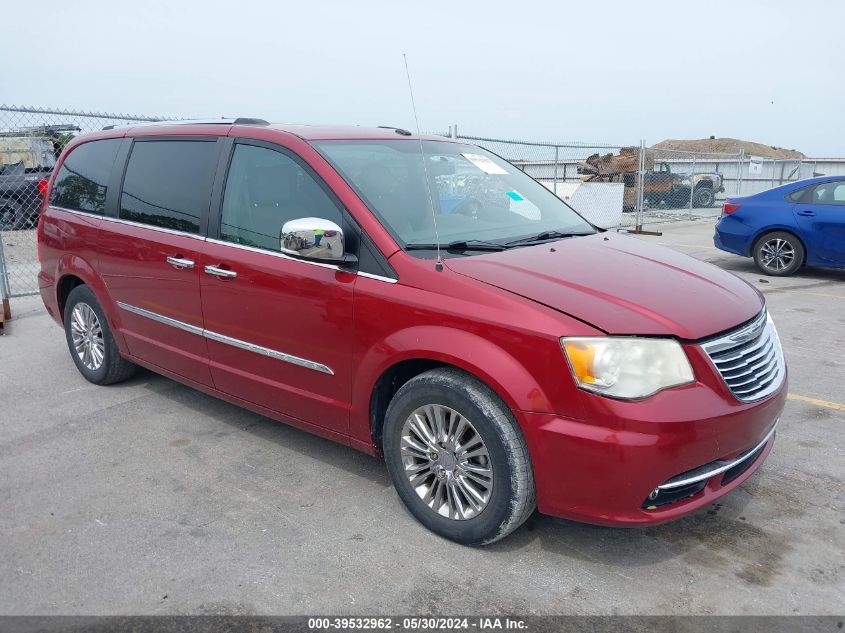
top-left (485, 496), bottom-right (764, 570)
top-left (709, 253), bottom-right (845, 284)
top-left (117, 368), bottom-right (773, 572)
top-left (122, 367), bottom-right (391, 488)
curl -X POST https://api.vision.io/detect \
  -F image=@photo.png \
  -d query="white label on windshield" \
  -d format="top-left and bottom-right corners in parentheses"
top-left (461, 153), bottom-right (508, 175)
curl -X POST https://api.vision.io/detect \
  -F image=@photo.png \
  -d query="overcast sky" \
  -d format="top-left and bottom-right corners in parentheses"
top-left (4, 0), bottom-right (843, 155)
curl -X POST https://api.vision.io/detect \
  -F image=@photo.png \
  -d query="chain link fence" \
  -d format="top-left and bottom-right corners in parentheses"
top-left (445, 135), bottom-right (640, 230)
top-left (0, 106), bottom-right (169, 297)
top-left (2, 105), bottom-right (843, 299)
top-left (444, 132), bottom-right (845, 232)
top-left (447, 134), bottom-right (744, 230)
top-left (642, 147), bottom-right (742, 222)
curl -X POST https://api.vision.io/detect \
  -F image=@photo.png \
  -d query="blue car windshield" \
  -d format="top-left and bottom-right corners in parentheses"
top-left (313, 140), bottom-right (595, 249)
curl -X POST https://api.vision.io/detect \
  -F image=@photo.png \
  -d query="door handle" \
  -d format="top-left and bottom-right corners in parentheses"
top-left (167, 256), bottom-right (195, 269)
top-left (796, 210), bottom-right (816, 217)
top-left (204, 264), bottom-right (237, 279)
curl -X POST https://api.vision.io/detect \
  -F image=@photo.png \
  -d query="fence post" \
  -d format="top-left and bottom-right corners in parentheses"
top-left (0, 237), bottom-right (11, 323)
top-left (689, 154), bottom-right (696, 219)
top-left (736, 150), bottom-right (745, 195)
top-left (637, 140), bottom-right (645, 229)
top-left (451, 125), bottom-right (458, 140)
top-left (553, 146), bottom-right (559, 196)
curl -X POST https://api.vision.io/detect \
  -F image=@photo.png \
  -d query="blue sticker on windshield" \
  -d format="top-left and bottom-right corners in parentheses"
top-left (506, 191), bottom-right (524, 201)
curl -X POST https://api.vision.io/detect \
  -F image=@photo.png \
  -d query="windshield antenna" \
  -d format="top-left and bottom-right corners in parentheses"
top-left (403, 53), bottom-right (443, 271)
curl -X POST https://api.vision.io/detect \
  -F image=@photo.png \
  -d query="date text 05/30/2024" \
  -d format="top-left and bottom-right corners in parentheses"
top-left (308, 617), bottom-right (528, 630)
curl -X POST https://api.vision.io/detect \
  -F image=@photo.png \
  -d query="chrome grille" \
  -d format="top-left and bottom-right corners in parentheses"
top-left (700, 310), bottom-right (785, 402)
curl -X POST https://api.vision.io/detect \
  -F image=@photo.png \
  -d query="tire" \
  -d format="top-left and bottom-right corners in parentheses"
top-left (383, 367), bottom-right (535, 546)
top-left (0, 199), bottom-right (23, 231)
top-left (753, 231), bottom-right (804, 276)
top-left (694, 186), bottom-right (715, 208)
top-left (63, 285), bottom-right (137, 385)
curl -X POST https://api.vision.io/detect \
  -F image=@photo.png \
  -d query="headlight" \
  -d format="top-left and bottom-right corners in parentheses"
top-left (560, 337), bottom-right (694, 400)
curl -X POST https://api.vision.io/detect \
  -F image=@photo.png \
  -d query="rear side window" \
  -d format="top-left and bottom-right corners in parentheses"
top-left (120, 140), bottom-right (217, 234)
top-left (50, 139), bottom-right (121, 214)
top-left (810, 181), bottom-right (845, 206)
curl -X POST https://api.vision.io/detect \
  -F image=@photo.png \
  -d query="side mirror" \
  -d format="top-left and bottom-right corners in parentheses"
top-left (280, 217), bottom-right (356, 267)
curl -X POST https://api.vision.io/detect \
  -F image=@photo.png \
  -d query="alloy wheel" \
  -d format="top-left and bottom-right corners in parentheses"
top-left (400, 404), bottom-right (494, 520)
top-left (70, 302), bottom-right (105, 370)
top-left (760, 238), bottom-right (795, 272)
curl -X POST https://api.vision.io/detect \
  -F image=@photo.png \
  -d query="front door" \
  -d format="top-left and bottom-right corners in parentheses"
top-left (199, 141), bottom-right (355, 433)
top-left (793, 180), bottom-right (845, 264)
top-left (99, 138), bottom-right (220, 386)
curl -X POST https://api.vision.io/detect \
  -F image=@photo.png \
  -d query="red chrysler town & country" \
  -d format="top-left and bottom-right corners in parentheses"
top-left (37, 120), bottom-right (786, 545)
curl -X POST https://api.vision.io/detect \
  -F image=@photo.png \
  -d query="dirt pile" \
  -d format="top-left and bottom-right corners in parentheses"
top-left (651, 138), bottom-right (805, 159)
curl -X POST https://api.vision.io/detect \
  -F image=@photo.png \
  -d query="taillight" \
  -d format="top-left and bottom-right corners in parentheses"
top-left (722, 202), bottom-right (741, 214)
top-left (38, 178), bottom-right (50, 213)
top-left (36, 178), bottom-right (49, 263)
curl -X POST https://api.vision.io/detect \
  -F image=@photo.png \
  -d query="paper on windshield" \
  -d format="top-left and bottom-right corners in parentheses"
top-left (461, 153), bottom-right (509, 175)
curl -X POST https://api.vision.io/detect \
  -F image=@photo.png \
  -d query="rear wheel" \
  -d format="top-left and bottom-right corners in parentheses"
top-left (694, 186), bottom-right (715, 207)
top-left (753, 231), bottom-right (804, 276)
top-left (63, 285), bottom-right (137, 384)
top-left (383, 367), bottom-right (535, 545)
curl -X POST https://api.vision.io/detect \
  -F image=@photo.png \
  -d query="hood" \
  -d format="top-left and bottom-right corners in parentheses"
top-left (445, 233), bottom-right (763, 340)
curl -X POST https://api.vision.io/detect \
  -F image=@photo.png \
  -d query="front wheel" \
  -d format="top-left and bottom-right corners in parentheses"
top-left (383, 367), bottom-right (535, 546)
top-left (753, 231), bottom-right (804, 276)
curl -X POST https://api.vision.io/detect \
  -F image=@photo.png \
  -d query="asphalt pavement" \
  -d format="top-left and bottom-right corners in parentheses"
top-left (0, 219), bottom-right (842, 615)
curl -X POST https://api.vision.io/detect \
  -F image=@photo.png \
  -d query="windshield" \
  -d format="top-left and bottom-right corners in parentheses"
top-left (313, 140), bottom-right (595, 252)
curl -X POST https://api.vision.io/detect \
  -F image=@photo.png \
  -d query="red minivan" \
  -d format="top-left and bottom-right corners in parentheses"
top-left (37, 120), bottom-right (786, 545)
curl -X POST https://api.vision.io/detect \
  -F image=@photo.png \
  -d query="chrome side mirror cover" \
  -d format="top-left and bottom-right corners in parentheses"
top-left (280, 217), bottom-right (349, 264)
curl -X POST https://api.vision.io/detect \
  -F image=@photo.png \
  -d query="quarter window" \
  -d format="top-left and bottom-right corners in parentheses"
top-left (220, 143), bottom-right (343, 252)
top-left (50, 139), bottom-right (121, 214)
top-left (787, 186), bottom-right (811, 203)
top-left (119, 140), bottom-right (217, 233)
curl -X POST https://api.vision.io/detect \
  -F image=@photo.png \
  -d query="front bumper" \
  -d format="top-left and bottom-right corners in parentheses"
top-left (520, 364), bottom-right (786, 526)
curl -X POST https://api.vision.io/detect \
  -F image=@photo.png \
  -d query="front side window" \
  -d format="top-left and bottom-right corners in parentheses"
top-left (119, 140), bottom-right (217, 233)
top-left (50, 139), bottom-right (121, 214)
top-left (314, 140), bottom-right (594, 253)
top-left (220, 143), bottom-right (343, 252)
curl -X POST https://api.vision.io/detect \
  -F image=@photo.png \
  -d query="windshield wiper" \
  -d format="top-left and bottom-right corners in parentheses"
top-left (504, 230), bottom-right (592, 246)
top-left (405, 239), bottom-right (507, 252)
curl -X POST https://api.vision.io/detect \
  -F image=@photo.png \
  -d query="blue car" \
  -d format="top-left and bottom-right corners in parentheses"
top-left (715, 176), bottom-right (845, 276)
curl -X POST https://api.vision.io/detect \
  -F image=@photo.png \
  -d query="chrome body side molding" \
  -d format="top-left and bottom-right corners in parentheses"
top-left (116, 302), bottom-right (334, 375)
top-left (116, 302), bottom-right (204, 337)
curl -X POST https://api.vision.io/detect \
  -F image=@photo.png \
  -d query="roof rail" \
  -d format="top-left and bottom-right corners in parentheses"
top-left (102, 117), bottom-right (269, 131)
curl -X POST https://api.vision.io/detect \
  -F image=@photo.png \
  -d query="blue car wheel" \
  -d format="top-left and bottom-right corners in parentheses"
top-left (753, 231), bottom-right (805, 276)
